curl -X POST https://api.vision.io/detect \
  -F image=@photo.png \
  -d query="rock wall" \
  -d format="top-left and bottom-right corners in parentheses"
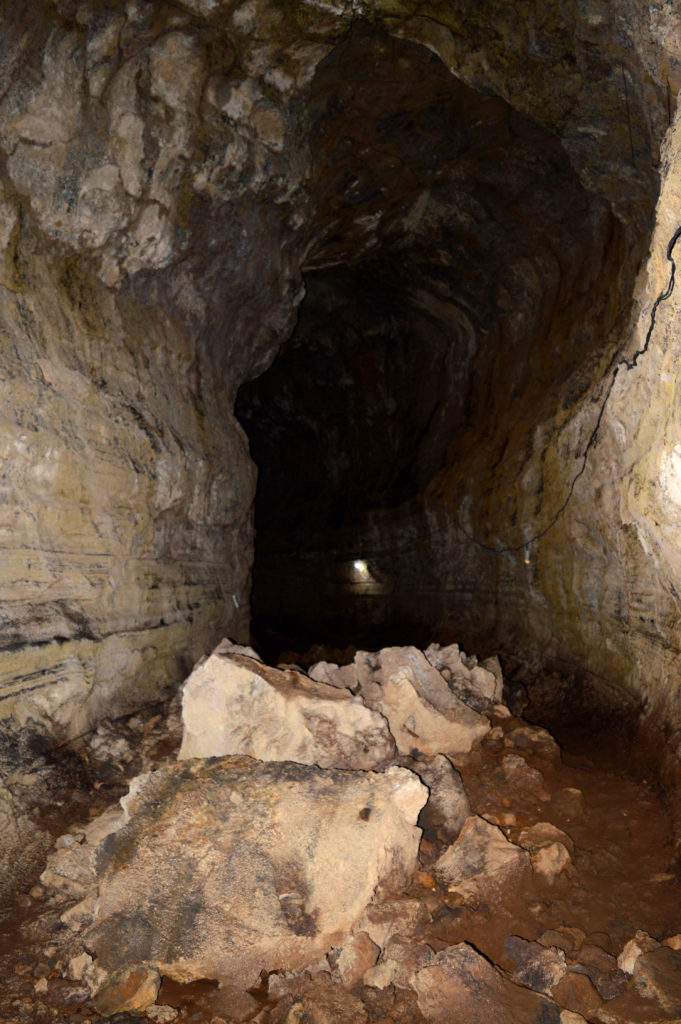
top-left (2, 0), bottom-right (681, 748)
top-left (0, 0), bottom-right (311, 734)
top-left (0, 238), bottom-right (257, 735)
top-left (235, 1), bottom-right (681, 779)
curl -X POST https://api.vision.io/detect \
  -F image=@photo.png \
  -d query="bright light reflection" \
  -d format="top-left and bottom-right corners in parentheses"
top-left (354, 559), bottom-right (368, 573)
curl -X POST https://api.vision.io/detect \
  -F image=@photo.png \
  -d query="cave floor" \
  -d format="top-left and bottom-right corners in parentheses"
top-left (1, 681), bottom-right (681, 1024)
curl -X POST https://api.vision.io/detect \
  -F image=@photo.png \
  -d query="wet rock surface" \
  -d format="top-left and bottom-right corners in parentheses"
top-left (2, 640), bottom-right (681, 1024)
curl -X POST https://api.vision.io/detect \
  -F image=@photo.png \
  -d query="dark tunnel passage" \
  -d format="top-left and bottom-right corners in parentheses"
top-left (235, 24), bottom-right (653, 663)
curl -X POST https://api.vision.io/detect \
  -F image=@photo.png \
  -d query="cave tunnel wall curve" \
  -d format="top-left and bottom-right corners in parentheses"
top-left (237, 22), bottom-right (654, 675)
top-left (0, 0), bottom-right (679, 779)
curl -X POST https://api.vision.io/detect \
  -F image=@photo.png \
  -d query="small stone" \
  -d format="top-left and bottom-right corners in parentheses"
top-left (366, 646), bottom-right (491, 756)
top-left (503, 724), bottom-right (560, 760)
top-left (551, 971), bottom-right (603, 1016)
top-left (68, 951), bottom-right (93, 981)
top-left (424, 644), bottom-right (502, 710)
top-left (308, 662), bottom-right (357, 690)
top-left (617, 931), bottom-right (660, 975)
top-left (632, 945), bottom-right (681, 1014)
top-left (662, 934), bottom-right (681, 950)
top-left (571, 944), bottom-right (626, 1001)
top-left (504, 935), bottom-right (567, 994)
top-left (539, 928), bottom-right (586, 955)
top-left (34, 977), bottom-right (48, 994)
top-left (333, 931), bottom-right (379, 988)
top-left (501, 753), bottom-right (546, 794)
top-left (414, 870), bottom-right (436, 888)
top-left (552, 788), bottom-right (584, 819)
top-left (360, 897), bottom-right (432, 948)
top-left (531, 842), bottom-right (572, 883)
top-left (146, 1006), bottom-right (179, 1022)
top-left (516, 822), bottom-right (574, 855)
top-left (92, 964), bottom-right (161, 1016)
top-left (283, 974), bottom-right (368, 1023)
top-left (363, 935), bottom-right (434, 990)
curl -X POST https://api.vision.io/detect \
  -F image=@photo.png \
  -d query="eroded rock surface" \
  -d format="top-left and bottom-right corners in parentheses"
top-left (178, 647), bottom-right (395, 768)
top-left (86, 757), bottom-right (427, 989)
top-left (413, 943), bottom-right (563, 1024)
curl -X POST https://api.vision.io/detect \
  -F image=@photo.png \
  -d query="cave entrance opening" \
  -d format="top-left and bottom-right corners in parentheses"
top-left (236, 23), bottom-right (643, 666)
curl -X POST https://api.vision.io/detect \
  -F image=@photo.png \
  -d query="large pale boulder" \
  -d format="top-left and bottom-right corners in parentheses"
top-left (359, 647), bottom-right (490, 756)
top-left (179, 648), bottom-right (395, 769)
top-left (86, 757), bottom-right (427, 990)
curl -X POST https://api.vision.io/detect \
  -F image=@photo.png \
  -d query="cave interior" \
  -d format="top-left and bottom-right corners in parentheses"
top-left (3, 0), bottom-right (681, 982)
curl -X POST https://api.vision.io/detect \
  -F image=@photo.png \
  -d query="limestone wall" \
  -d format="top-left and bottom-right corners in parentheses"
top-left (0, 245), bottom-right (256, 735)
top-left (2, 0), bottom-right (681, 745)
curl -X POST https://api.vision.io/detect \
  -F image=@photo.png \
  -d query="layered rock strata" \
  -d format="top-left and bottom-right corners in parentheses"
top-left (0, 0), bottom-right (680, 762)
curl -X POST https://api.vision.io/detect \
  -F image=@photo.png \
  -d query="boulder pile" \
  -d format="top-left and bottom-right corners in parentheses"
top-left (25, 639), bottom-right (681, 1024)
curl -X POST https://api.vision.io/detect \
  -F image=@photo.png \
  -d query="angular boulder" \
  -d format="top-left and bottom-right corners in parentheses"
top-left (413, 943), bottom-right (562, 1023)
top-left (632, 946), bottom-right (681, 1014)
top-left (504, 935), bottom-right (567, 995)
top-left (433, 815), bottom-right (531, 904)
top-left (86, 757), bottom-right (427, 990)
top-left (360, 646), bottom-right (489, 756)
top-left (424, 643), bottom-right (503, 710)
top-left (413, 754), bottom-right (471, 842)
top-left (179, 648), bottom-right (395, 769)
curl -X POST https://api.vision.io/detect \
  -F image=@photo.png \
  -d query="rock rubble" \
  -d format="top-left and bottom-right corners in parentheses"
top-left (4, 638), bottom-right (681, 1024)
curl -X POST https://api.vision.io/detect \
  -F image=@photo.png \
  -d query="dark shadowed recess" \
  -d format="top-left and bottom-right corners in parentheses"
top-left (235, 24), bottom-right (645, 664)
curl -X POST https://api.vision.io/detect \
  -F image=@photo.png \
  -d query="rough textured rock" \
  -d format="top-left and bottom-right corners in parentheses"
top-left (424, 643), bottom-right (503, 711)
top-left (178, 647), bottom-right (395, 768)
top-left (282, 975), bottom-right (369, 1024)
top-left (504, 935), bottom-right (568, 996)
top-left (356, 647), bottom-right (489, 756)
top-left (413, 943), bottom-right (562, 1024)
top-left (572, 945), bottom-right (627, 1001)
top-left (618, 931), bottom-right (660, 975)
top-left (40, 805), bottom-right (125, 903)
top-left (516, 822), bottom-right (575, 856)
top-left (331, 931), bottom-right (380, 988)
top-left (86, 757), bottom-right (427, 989)
top-left (358, 897), bottom-right (432, 950)
top-left (531, 842), bottom-right (573, 884)
top-left (413, 754), bottom-right (471, 842)
top-left (363, 934), bottom-right (435, 990)
top-left (433, 815), bottom-right (531, 905)
top-left (632, 946), bottom-right (681, 1014)
top-left (91, 964), bottom-right (160, 1017)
